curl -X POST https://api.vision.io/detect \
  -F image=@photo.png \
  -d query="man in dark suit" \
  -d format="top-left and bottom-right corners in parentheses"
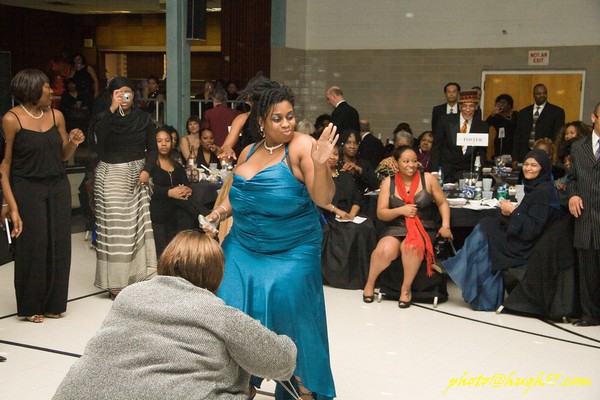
top-left (358, 119), bottom-right (385, 169)
top-left (431, 82), bottom-right (461, 131)
top-left (203, 89), bottom-right (239, 147)
top-left (567, 102), bottom-right (600, 327)
top-left (512, 84), bottom-right (565, 166)
top-left (431, 90), bottom-right (489, 183)
top-left (325, 86), bottom-right (360, 137)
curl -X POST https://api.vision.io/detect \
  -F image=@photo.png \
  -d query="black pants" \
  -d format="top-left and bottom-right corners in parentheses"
top-left (152, 206), bottom-right (196, 256)
top-left (577, 248), bottom-right (600, 322)
top-left (13, 176), bottom-right (71, 316)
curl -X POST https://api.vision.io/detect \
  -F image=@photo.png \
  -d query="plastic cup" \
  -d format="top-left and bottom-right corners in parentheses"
top-left (515, 185), bottom-right (525, 203)
top-left (483, 178), bottom-right (493, 191)
top-left (463, 172), bottom-right (477, 188)
top-left (482, 190), bottom-right (493, 200)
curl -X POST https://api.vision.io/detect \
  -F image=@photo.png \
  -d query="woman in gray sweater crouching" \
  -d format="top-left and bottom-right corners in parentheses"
top-left (53, 231), bottom-right (297, 400)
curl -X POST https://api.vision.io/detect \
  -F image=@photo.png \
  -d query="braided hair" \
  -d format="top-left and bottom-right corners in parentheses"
top-left (245, 79), bottom-right (295, 144)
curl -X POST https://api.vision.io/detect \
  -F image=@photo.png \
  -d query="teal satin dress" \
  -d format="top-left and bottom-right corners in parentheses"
top-left (218, 144), bottom-right (336, 399)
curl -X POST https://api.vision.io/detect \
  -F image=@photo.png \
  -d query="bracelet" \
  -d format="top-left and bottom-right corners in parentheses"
top-left (69, 139), bottom-right (78, 147)
top-left (210, 209), bottom-right (223, 222)
top-left (330, 205), bottom-right (335, 213)
top-left (217, 205), bottom-right (228, 218)
top-left (2, 204), bottom-right (8, 207)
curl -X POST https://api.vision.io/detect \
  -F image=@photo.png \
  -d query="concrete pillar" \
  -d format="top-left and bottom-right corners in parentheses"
top-left (166, 0), bottom-right (191, 135)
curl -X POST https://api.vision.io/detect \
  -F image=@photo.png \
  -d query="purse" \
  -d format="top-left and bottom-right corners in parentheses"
top-left (433, 236), bottom-right (456, 261)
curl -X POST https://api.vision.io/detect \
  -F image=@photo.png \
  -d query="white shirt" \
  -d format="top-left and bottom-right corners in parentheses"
top-left (592, 130), bottom-right (600, 155)
top-left (533, 102), bottom-right (546, 116)
top-left (447, 104), bottom-right (458, 114)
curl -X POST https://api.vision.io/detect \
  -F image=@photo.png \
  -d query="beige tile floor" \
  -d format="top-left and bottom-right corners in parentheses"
top-left (1, 232), bottom-right (600, 399)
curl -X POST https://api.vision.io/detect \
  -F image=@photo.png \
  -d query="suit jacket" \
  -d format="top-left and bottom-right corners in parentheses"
top-left (566, 135), bottom-right (600, 249)
top-left (203, 104), bottom-right (239, 147)
top-left (512, 102), bottom-right (565, 162)
top-left (432, 103), bottom-right (480, 131)
top-left (331, 101), bottom-right (360, 136)
top-left (431, 113), bottom-right (489, 182)
top-left (431, 103), bottom-right (449, 131)
top-left (358, 133), bottom-right (385, 169)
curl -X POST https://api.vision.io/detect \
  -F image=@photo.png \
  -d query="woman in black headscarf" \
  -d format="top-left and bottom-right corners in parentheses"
top-left (441, 149), bottom-right (561, 311)
top-left (93, 76), bottom-right (157, 299)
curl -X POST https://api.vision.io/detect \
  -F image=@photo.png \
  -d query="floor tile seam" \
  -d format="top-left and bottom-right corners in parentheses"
top-left (0, 339), bottom-right (82, 359)
top-left (0, 290), bottom-right (106, 320)
top-left (412, 303), bottom-right (600, 349)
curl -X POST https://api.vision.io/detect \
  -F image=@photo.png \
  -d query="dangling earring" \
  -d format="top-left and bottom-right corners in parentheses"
top-left (260, 126), bottom-right (264, 136)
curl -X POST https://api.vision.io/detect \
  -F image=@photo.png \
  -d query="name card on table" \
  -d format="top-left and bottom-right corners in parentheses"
top-left (456, 133), bottom-right (489, 147)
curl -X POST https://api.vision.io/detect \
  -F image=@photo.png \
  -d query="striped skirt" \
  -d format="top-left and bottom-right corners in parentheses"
top-left (94, 160), bottom-right (157, 290)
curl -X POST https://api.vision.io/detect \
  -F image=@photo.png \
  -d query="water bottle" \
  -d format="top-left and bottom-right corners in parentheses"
top-left (473, 155), bottom-right (481, 181)
top-left (437, 167), bottom-right (444, 188)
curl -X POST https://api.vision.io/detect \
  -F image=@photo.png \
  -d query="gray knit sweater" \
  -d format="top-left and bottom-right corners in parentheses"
top-left (53, 276), bottom-right (297, 399)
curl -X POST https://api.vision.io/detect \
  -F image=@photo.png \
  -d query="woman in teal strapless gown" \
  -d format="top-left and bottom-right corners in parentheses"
top-left (204, 82), bottom-right (338, 399)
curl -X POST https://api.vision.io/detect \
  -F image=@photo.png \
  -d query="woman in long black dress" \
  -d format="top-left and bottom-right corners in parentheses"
top-left (321, 145), bottom-right (377, 289)
top-left (0, 69), bottom-right (85, 323)
top-left (148, 128), bottom-right (201, 256)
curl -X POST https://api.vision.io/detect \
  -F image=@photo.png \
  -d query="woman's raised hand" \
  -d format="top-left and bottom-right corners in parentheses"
top-left (312, 123), bottom-right (338, 165)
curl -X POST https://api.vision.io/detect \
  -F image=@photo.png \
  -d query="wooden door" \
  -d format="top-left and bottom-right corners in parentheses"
top-left (481, 71), bottom-right (584, 158)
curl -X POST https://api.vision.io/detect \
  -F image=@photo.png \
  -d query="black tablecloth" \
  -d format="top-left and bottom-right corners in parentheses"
top-left (363, 194), bottom-right (498, 229)
top-left (190, 181), bottom-right (222, 210)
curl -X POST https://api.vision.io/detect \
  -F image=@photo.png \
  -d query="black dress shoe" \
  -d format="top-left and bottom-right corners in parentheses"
top-left (572, 318), bottom-right (600, 327)
top-left (0, 355), bottom-right (6, 362)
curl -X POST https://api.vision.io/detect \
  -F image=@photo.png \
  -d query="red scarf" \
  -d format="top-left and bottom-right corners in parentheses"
top-left (394, 171), bottom-right (435, 276)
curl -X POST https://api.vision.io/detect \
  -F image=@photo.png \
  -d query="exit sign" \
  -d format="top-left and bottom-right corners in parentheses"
top-left (528, 50), bottom-right (549, 66)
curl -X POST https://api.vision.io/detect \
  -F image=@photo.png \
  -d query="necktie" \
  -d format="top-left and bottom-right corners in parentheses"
top-left (449, 108), bottom-right (454, 114)
top-left (529, 106), bottom-right (540, 148)
top-left (461, 120), bottom-right (468, 153)
top-left (595, 141), bottom-right (600, 161)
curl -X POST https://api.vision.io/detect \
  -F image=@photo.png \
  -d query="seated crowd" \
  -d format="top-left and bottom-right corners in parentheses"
top-left (313, 82), bottom-right (597, 329)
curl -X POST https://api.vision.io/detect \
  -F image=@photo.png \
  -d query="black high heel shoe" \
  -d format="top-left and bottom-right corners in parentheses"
top-left (398, 291), bottom-right (411, 309)
top-left (362, 292), bottom-right (375, 303)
